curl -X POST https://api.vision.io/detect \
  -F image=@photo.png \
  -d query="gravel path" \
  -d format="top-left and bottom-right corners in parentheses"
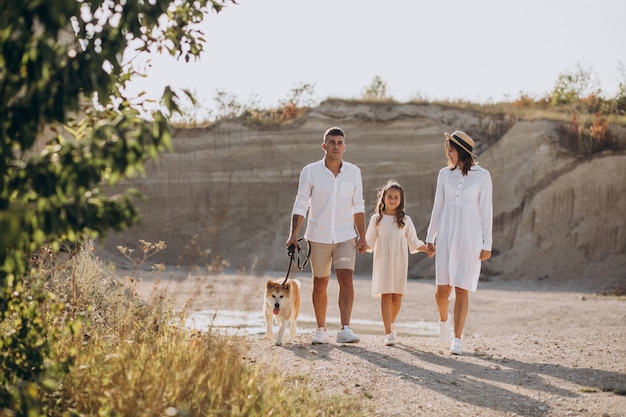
top-left (137, 271), bottom-right (626, 417)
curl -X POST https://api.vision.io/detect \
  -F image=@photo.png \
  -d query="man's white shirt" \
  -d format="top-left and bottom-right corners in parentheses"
top-left (292, 159), bottom-right (365, 244)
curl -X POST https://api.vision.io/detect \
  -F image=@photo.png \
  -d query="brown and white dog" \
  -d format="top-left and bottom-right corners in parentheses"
top-left (264, 278), bottom-right (301, 346)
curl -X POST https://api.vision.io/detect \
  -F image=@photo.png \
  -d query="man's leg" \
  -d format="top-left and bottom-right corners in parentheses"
top-left (312, 275), bottom-right (329, 328)
top-left (336, 268), bottom-right (354, 327)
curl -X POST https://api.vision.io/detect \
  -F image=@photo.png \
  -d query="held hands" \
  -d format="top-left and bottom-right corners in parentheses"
top-left (356, 237), bottom-right (369, 254)
top-left (416, 244), bottom-right (430, 256)
top-left (426, 243), bottom-right (436, 258)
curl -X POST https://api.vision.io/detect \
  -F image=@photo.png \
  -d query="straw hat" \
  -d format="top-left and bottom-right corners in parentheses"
top-left (444, 131), bottom-right (477, 158)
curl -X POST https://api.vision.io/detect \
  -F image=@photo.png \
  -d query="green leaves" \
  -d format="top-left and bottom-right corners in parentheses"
top-left (0, 0), bottom-right (236, 411)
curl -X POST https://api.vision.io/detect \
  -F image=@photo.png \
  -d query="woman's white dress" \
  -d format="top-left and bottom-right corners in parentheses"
top-left (366, 214), bottom-right (425, 296)
top-left (426, 165), bottom-right (493, 291)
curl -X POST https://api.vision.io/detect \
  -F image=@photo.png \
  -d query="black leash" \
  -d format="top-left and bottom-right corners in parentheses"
top-left (281, 237), bottom-right (310, 285)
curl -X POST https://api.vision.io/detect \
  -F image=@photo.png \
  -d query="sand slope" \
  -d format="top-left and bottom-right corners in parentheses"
top-left (100, 101), bottom-right (626, 292)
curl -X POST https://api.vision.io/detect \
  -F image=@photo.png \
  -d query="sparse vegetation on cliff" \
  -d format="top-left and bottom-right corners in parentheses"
top-left (172, 67), bottom-right (626, 142)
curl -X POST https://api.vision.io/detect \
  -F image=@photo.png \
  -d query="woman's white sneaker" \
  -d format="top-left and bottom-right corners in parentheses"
top-left (439, 316), bottom-right (452, 344)
top-left (450, 337), bottom-right (462, 355)
top-left (384, 333), bottom-right (397, 346)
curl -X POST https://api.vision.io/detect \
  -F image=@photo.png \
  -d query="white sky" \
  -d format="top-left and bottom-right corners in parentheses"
top-left (126, 0), bottom-right (626, 112)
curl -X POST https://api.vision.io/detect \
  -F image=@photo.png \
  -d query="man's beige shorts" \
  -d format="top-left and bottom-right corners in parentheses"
top-left (309, 239), bottom-right (356, 277)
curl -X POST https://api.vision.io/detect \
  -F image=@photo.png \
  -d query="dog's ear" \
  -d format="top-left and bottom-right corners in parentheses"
top-left (266, 279), bottom-right (275, 289)
top-left (283, 281), bottom-right (291, 290)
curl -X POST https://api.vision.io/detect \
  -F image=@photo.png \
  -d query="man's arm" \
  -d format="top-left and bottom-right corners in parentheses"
top-left (353, 212), bottom-right (368, 253)
top-left (287, 214), bottom-right (304, 249)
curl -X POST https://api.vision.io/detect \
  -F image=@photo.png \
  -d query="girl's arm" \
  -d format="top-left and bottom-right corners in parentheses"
top-left (405, 216), bottom-right (426, 254)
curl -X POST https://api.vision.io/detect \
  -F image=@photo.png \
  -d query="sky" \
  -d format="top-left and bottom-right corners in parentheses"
top-left (126, 0), bottom-right (626, 114)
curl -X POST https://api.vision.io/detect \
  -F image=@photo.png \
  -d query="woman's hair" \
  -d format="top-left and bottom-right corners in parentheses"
top-left (447, 139), bottom-right (475, 175)
top-left (374, 180), bottom-right (405, 228)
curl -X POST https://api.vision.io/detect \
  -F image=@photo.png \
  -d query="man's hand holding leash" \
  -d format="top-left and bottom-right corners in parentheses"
top-left (287, 214), bottom-right (304, 251)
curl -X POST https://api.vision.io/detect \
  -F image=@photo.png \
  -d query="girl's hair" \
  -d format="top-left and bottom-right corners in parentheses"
top-left (374, 180), bottom-right (405, 228)
top-left (446, 139), bottom-right (475, 176)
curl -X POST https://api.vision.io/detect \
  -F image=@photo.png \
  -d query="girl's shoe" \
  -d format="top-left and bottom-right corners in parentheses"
top-left (384, 333), bottom-right (397, 346)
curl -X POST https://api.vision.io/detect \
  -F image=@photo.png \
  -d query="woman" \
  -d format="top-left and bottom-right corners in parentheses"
top-left (426, 131), bottom-right (493, 355)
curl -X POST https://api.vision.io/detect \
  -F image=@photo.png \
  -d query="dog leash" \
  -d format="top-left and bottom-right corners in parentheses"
top-left (281, 237), bottom-right (310, 285)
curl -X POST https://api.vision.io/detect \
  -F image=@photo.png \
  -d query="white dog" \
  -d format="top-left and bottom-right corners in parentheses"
top-left (264, 279), bottom-right (301, 346)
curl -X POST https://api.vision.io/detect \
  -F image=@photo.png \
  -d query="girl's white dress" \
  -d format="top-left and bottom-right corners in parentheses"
top-left (426, 165), bottom-right (493, 292)
top-left (366, 214), bottom-right (425, 296)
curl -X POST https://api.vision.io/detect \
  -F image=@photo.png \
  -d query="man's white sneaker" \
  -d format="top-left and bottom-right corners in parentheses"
top-left (439, 316), bottom-right (452, 344)
top-left (311, 327), bottom-right (329, 345)
top-left (336, 325), bottom-right (360, 343)
top-left (450, 337), bottom-right (462, 355)
top-left (384, 333), bottom-right (397, 346)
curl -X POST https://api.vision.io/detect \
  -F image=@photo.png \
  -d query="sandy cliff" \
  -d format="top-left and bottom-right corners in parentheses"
top-left (101, 101), bottom-right (625, 291)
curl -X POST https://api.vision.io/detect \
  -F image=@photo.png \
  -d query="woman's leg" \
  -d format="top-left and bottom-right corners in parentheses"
top-left (435, 285), bottom-right (452, 322)
top-left (453, 287), bottom-right (469, 338)
top-left (381, 294), bottom-right (392, 334)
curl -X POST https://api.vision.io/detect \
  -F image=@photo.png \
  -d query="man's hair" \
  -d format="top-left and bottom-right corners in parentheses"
top-left (323, 127), bottom-right (345, 142)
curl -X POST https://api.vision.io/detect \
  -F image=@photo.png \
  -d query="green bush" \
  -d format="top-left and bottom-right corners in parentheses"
top-left (0, 0), bottom-right (235, 413)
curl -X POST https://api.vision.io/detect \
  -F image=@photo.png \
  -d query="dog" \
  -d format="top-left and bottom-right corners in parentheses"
top-left (264, 278), bottom-right (301, 346)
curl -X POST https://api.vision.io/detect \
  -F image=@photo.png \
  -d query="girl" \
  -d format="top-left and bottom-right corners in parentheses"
top-left (365, 180), bottom-right (428, 346)
top-left (425, 131), bottom-right (493, 355)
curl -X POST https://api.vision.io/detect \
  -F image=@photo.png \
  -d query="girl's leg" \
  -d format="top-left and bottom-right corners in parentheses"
top-left (435, 285), bottom-right (452, 322)
top-left (390, 294), bottom-right (403, 325)
top-left (381, 294), bottom-right (392, 334)
top-left (453, 287), bottom-right (469, 338)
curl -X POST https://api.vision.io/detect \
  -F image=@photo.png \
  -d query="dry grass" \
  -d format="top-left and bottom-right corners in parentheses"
top-left (34, 241), bottom-right (368, 416)
top-left (426, 98), bottom-right (626, 126)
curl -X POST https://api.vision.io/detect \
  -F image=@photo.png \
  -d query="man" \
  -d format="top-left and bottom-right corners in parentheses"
top-left (287, 127), bottom-right (368, 344)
